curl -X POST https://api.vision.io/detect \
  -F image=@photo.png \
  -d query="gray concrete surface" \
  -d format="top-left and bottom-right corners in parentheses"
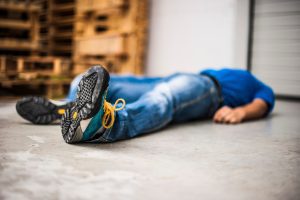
top-left (0, 100), bottom-right (299, 200)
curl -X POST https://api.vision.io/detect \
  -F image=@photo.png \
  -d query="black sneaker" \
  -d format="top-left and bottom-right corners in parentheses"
top-left (16, 96), bottom-right (73, 124)
top-left (61, 65), bottom-right (110, 143)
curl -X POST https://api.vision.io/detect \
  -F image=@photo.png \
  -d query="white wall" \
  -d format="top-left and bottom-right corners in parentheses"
top-left (146, 0), bottom-right (249, 76)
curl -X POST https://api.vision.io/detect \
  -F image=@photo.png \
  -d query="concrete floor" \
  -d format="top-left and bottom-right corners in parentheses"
top-left (0, 100), bottom-right (299, 200)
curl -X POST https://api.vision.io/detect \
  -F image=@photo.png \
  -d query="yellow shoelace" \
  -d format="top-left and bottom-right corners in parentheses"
top-left (102, 98), bottom-right (126, 129)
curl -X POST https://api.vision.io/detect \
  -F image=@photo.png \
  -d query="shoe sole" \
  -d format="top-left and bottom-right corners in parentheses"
top-left (16, 96), bottom-right (71, 124)
top-left (61, 65), bottom-right (109, 143)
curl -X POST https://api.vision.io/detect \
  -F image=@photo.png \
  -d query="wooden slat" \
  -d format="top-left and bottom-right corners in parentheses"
top-left (76, 0), bottom-right (125, 14)
top-left (0, 2), bottom-right (40, 12)
top-left (0, 40), bottom-right (38, 50)
top-left (0, 20), bottom-right (31, 29)
top-left (51, 3), bottom-right (75, 12)
top-left (75, 34), bottom-right (125, 56)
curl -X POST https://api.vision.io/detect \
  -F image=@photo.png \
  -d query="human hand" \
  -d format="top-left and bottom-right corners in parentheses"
top-left (213, 106), bottom-right (246, 124)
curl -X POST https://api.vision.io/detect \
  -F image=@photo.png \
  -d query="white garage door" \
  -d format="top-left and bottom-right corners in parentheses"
top-left (251, 0), bottom-right (300, 97)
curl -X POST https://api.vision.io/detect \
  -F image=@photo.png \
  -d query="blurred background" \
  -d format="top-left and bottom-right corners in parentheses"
top-left (0, 0), bottom-right (299, 99)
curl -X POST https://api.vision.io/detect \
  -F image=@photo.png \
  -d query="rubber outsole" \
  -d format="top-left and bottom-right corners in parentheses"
top-left (61, 65), bottom-right (109, 144)
top-left (16, 96), bottom-right (72, 124)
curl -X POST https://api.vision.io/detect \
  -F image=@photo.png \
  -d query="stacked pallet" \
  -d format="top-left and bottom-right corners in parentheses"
top-left (0, 55), bottom-right (72, 98)
top-left (0, 0), bottom-right (72, 98)
top-left (48, 0), bottom-right (75, 57)
top-left (0, 0), bottom-right (41, 80)
top-left (0, 1), bottom-right (40, 55)
top-left (73, 0), bottom-right (148, 75)
top-left (35, 0), bottom-right (75, 57)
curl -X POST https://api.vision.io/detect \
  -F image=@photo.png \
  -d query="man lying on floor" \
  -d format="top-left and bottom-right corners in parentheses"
top-left (16, 65), bottom-right (275, 143)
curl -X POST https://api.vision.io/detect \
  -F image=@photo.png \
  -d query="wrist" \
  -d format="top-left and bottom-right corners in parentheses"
top-left (235, 107), bottom-right (247, 121)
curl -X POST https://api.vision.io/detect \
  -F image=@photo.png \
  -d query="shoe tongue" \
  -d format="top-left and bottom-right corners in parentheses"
top-left (80, 118), bottom-right (92, 132)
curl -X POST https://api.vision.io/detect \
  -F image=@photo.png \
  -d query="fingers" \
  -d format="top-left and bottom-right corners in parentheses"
top-left (213, 106), bottom-right (228, 122)
top-left (223, 112), bottom-right (235, 123)
top-left (223, 112), bottom-right (241, 124)
top-left (213, 107), bottom-right (243, 124)
top-left (213, 106), bottom-right (232, 123)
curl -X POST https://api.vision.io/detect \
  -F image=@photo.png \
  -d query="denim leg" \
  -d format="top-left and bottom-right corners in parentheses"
top-left (64, 73), bottom-right (161, 103)
top-left (107, 74), bottom-right (162, 103)
top-left (65, 74), bottom-right (84, 102)
top-left (98, 73), bottom-right (220, 142)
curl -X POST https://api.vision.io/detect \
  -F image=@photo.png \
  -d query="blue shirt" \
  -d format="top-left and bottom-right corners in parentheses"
top-left (200, 68), bottom-right (275, 114)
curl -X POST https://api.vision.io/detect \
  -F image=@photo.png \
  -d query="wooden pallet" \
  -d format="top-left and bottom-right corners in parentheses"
top-left (32, 0), bottom-right (75, 58)
top-left (17, 56), bottom-right (71, 80)
top-left (47, 0), bottom-right (75, 57)
top-left (73, 0), bottom-right (148, 75)
top-left (0, 56), bottom-right (18, 79)
top-left (0, 1), bottom-right (40, 54)
top-left (0, 56), bottom-right (71, 81)
top-left (76, 0), bottom-right (126, 15)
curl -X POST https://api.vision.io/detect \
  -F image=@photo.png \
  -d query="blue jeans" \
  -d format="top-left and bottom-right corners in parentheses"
top-left (67, 73), bottom-right (221, 142)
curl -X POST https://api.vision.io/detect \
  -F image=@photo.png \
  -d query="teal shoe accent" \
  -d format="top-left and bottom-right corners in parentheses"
top-left (81, 90), bottom-right (107, 141)
top-left (82, 107), bottom-right (104, 141)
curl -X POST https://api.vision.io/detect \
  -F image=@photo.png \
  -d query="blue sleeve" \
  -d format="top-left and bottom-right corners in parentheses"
top-left (254, 82), bottom-right (275, 115)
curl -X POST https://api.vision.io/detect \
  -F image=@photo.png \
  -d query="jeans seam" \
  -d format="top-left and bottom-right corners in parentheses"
top-left (173, 89), bottom-right (211, 113)
top-left (100, 127), bottom-right (112, 141)
top-left (208, 93), bottom-right (219, 117)
top-left (142, 117), bottom-right (171, 133)
top-left (100, 116), bottom-right (128, 142)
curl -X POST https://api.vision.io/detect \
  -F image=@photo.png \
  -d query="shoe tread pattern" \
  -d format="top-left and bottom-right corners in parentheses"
top-left (16, 96), bottom-right (59, 124)
top-left (61, 65), bottom-right (109, 143)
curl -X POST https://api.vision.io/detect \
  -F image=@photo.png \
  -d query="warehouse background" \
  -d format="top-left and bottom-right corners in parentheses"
top-left (0, 0), bottom-right (299, 98)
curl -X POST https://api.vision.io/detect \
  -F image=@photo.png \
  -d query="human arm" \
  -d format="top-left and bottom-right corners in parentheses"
top-left (213, 98), bottom-right (268, 124)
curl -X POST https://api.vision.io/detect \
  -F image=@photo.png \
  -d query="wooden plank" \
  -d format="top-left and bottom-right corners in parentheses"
top-left (20, 56), bottom-right (64, 62)
top-left (73, 0), bottom-right (148, 75)
top-left (75, 34), bottom-right (125, 55)
top-left (76, 0), bottom-right (126, 14)
top-left (15, 56), bottom-right (71, 78)
top-left (0, 20), bottom-right (31, 29)
top-left (51, 3), bottom-right (75, 12)
top-left (0, 56), bottom-right (18, 76)
top-left (0, 2), bottom-right (40, 12)
top-left (17, 58), bottom-right (24, 73)
top-left (0, 56), bottom-right (6, 79)
top-left (0, 40), bottom-right (39, 50)
top-left (0, 56), bottom-right (6, 73)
